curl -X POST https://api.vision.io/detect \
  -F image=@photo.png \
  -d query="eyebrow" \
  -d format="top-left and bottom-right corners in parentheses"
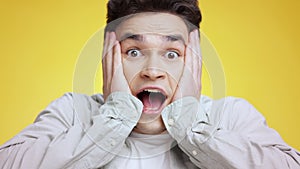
top-left (120, 33), bottom-right (185, 44)
top-left (165, 35), bottom-right (185, 43)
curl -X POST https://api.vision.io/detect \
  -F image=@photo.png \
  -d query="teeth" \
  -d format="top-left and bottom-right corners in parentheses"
top-left (144, 89), bottom-right (161, 93)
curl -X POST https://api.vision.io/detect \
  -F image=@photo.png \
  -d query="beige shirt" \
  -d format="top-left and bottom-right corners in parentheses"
top-left (0, 92), bottom-right (299, 169)
top-left (103, 132), bottom-right (188, 169)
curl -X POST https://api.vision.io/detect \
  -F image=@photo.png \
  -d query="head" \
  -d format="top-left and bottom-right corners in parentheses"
top-left (105, 0), bottom-right (202, 134)
top-left (106, 0), bottom-right (201, 33)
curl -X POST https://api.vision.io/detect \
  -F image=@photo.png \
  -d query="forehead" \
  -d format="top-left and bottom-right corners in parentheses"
top-left (115, 12), bottom-right (189, 43)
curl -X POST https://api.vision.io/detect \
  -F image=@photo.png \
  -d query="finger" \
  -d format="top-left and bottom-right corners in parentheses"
top-left (104, 32), bottom-right (116, 99)
top-left (102, 32), bottom-right (110, 98)
top-left (102, 32), bottom-right (109, 84)
top-left (191, 30), bottom-right (198, 80)
top-left (112, 40), bottom-right (122, 87)
top-left (184, 50), bottom-right (193, 88)
top-left (194, 30), bottom-right (202, 96)
top-left (190, 30), bottom-right (201, 97)
top-left (194, 30), bottom-right (202, 82)
top-left (185, 31), bottom-right (193, 73)
top-left (183, 30), bottom-right (194, 88)
top-left (102, 31), bottom-right (109, 58)
top-left (112, 34), bottom-right (122, 73)
top-left (194, 30), bottom-right (202, 66)
top-left (106, 32), bottom-right (116, 79)
top-left (194, 30), bottom-right (201, 60)
top-left (195, 30), bottom-right (202, 88)
top-left (193, 30), bottom-right (201, 79)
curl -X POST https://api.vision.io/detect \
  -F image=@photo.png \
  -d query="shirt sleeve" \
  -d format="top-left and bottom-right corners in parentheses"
top-left (0, 92), bottom-right (143, 169)
top-left (162, 96), bottom-right (300, 169)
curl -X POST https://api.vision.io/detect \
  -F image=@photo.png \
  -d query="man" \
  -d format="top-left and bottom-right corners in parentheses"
top-left (0, 0), bottom-right (299, 168)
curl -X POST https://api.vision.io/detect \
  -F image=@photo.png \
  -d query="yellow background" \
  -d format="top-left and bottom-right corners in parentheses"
top-left (0, 0), bottom-right (299, 151)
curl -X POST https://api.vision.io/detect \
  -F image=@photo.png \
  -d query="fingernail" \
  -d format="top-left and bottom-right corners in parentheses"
top-left (107, 31), bottom-right (111, 40)
top-left (114, 40), bottom-right (119, 46)
top-left (190, 31), bottom-right (194, 40)
top-left (111, 32), bottom-right (116, 39)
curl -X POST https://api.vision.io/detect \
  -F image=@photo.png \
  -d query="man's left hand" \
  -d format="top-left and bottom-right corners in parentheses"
top-left (172, 29), bottom-right (202, 101)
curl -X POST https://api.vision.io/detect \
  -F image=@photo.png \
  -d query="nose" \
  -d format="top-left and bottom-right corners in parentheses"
top-left (140, 55), bottom-right (166, 81)
top-left (140, 67), bottom-right (166, 80)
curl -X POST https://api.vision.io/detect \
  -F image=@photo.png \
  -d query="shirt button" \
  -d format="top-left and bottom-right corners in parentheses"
top-left (109, 139), bottom-right (116, 146)
top-left (192, 150), bottom-right (198, 156)
top-left (168, 118), bottom-right (175, 126)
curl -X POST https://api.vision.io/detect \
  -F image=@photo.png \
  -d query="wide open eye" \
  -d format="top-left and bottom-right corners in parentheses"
top-left (126, 49), bottom-right (142, 58)
top-left (164, 51), bottom-right (180, 60)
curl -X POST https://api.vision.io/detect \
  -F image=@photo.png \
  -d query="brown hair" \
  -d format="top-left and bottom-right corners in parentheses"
top-left (105, 0), bottom-right (202, 32)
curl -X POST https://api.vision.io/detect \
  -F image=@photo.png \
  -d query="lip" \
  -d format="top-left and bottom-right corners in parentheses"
top-left (134, 86), bottom-right (168, 114)
top-left (135, 86), bottom-right (168, 98)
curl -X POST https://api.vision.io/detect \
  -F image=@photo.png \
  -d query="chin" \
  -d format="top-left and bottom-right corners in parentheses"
top-left (134, 114), bottom-right (166, 135)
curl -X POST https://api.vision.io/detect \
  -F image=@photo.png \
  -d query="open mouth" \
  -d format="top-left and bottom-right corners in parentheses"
top-left (137, 89), bottom-right (167, 114)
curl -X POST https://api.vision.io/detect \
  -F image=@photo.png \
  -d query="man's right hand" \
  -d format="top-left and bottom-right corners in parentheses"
top-left (102, 32), bottom-right (131, 101)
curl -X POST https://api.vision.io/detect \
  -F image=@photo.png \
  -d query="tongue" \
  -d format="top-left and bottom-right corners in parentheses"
top-left (142, 93), bottom-right (163, 111)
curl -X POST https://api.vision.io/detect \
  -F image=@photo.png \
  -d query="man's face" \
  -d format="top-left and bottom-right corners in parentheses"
top-left (115, 12), bottom-right (189, 123)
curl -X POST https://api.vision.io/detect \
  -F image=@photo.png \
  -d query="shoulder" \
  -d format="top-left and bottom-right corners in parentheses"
top-left (200, 95), bottom-right (258, 114)
top-left (44, 92), bottom-right (104, 110)
top-left (35, 93), bottom-right (105, 126)
top-left (199, 95), bottom-right (266, 130)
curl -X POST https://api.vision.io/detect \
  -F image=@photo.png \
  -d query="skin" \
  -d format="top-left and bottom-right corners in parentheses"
top-left (102, 12), bottom-right (202, 135)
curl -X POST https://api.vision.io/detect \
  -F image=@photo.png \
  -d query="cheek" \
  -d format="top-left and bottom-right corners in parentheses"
top-left (122, 58), bottom-right (144, 85)
top-left (165, 60), bottom-right (184, 90)
top-left (165, 60), bottom-right (184, 81)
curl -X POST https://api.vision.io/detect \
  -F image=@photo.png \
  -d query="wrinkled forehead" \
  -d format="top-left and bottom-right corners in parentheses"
top-left (118, 33), bottom-right (186, 46)
top-left (114, 12), bottom-right (190, 44)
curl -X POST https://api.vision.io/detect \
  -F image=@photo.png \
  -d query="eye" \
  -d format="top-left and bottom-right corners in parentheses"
top-left (126, 49), bottom-right (142, 57)
top-left (164, 51), bottom-right (180, 60)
